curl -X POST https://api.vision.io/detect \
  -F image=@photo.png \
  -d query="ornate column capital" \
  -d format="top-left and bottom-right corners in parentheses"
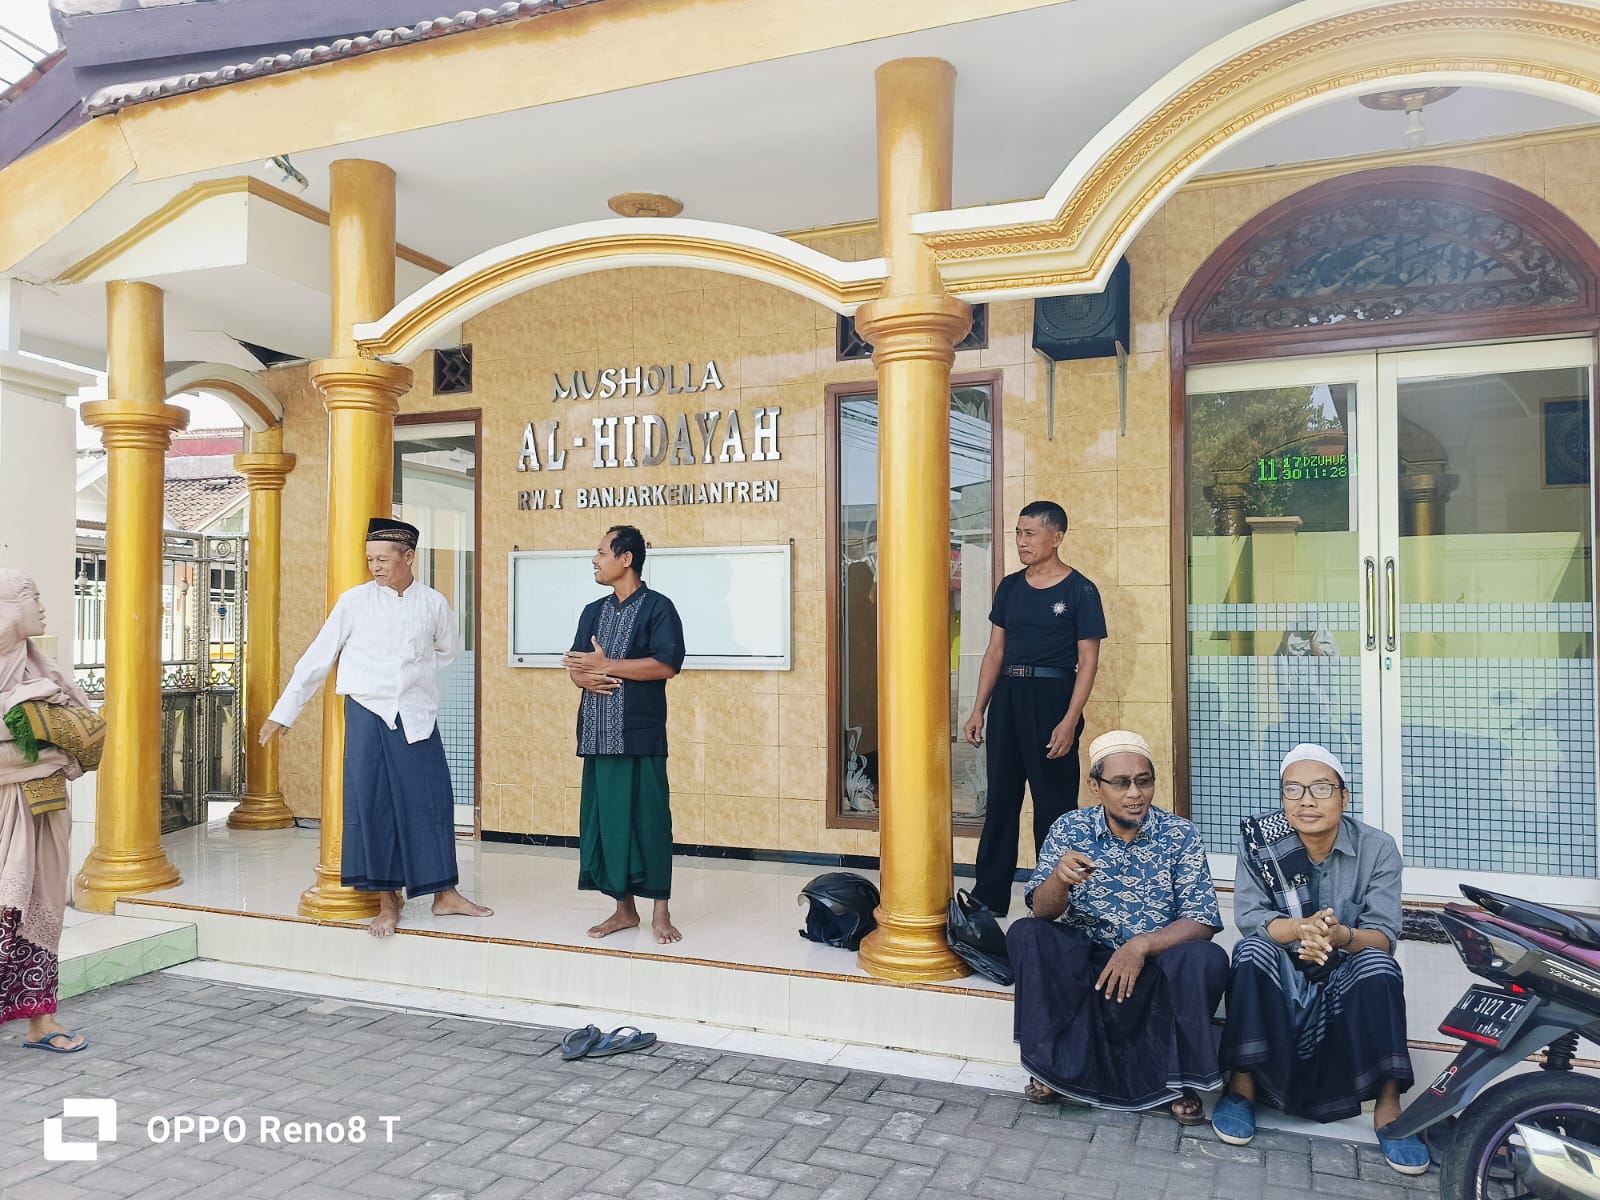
top-left (233, 451), bottom-right (298, 491)
top-left (310, 356), bottom-right (411, 414)
top-left (79, 399), bottom-right (188, 450)
top-left (852, 295), bottom-right (972, 367)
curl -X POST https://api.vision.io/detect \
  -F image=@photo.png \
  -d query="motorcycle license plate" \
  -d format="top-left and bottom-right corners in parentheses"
top-left (1439, 985), bottom-right (1532, 1048)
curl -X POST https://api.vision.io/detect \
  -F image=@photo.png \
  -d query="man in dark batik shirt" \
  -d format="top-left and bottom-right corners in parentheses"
top-left (563, 525), bottom-right (686, 944)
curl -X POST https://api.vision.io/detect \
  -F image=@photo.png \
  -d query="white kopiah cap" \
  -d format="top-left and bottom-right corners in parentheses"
top-left (1280, 742), bottom-right (1346, 781)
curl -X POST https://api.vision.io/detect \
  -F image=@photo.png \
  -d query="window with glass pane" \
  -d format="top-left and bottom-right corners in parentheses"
top-left (834, 382), bottom-right (997, 825)
top-left (394, 423), bottom-right (477, 828)
top-left (1395, 366), bottom-right (1596, 876)
top-left (1184, 383), bottom-right (1364, 852)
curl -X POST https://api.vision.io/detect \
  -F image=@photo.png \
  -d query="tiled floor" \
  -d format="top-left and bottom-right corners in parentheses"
top-left (3, 971), bottom-right (1444, 1198)
top-left (57, 909), bottom-right (197, 1000)
top-left (90, 819), bottom-right (1589, 1147)
top-left (134, 818), bottom-right (1487, 1026)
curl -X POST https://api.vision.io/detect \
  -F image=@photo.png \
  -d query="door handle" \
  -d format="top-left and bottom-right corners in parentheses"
top-left (1364, 557), bottom-right (1377, 651)
top-left (1384, 556), bottom-right (1397, 652)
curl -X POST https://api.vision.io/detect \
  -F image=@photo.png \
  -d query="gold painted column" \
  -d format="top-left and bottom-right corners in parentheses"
top-left (856, 58), bottom-right (972, 982)
top-left (76, 282), bottom-right (186, 912)
top-left (229, 425), bottom-right (297, 829)
top-left (299, 160), bottom-right (411, 919)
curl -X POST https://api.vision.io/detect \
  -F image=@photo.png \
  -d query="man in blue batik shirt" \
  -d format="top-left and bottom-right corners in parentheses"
top-left (1006, 729), bottom-right (1228, 1124)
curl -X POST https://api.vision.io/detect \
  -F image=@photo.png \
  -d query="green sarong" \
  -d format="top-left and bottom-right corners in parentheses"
top-left (579, 755), bottom-right (673, 900)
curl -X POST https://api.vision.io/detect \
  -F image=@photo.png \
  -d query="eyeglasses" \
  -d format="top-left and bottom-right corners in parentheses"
top-left (1099, 774), bottom-right (1155, 792)
top-left (1281, 781), bottom-right (1341, 801)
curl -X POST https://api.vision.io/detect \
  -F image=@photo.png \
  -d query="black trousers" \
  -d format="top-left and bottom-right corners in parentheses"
top-left (972, 675), bottom-right (1082, 916)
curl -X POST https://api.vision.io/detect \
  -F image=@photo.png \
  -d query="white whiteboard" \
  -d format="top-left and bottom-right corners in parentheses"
top-left (509, 544), bottom-right (792, 671)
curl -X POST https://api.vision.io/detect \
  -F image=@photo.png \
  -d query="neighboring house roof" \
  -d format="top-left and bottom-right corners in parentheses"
top-left (164, 475), bottom-right (248, 532)
top-left (76, 452), bottom-right (107, 492)
top-left (76, 431), bottom-right (248, 532)
top-left (171, 427), bottom-right (246, 457)
top-left (0, 0), bottom-right (607, 171)
top-left (82, 0), bottom-right (604, 115)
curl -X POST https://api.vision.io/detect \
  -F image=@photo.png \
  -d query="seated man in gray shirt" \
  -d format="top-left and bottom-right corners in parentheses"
top-left (1211, 743), bottom-right (1428, 1176)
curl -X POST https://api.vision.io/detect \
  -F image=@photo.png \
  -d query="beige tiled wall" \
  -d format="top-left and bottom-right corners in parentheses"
top-left (266, 131), bottom-right (1600, 872)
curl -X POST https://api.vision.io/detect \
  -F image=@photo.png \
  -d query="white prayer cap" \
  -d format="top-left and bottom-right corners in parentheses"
top-left (1088, 730), bottom-right (1153, 772)
top-left (1280, 743), bottom-right (1346, 781)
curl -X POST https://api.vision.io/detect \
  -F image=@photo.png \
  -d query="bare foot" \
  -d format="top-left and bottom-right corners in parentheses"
top-left (588, 904), bottom-right (640, 938)
top-left (26, 1016), bottom-right (85, 1051)
top-left (652, 901), bottom-right (682, 945)
top-left (368, 891), bottom-right (402, 938)
top-left (432, 887), bottom-right (493, 918)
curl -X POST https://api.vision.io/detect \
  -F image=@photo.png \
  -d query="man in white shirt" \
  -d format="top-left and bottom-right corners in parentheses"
top-left (260, 518), bottom-right (492, 937)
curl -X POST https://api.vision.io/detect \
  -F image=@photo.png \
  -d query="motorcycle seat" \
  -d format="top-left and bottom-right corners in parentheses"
top-left (1460, 884), bottom-right (1600, 951)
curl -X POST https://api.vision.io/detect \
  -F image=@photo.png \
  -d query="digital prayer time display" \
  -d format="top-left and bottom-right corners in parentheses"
top-left (1254, 452), bottom-right (1348, 483)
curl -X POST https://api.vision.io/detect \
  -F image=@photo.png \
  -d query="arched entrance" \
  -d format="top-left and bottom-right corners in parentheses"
top-left (1171, 166), bottom-right (1600, 902)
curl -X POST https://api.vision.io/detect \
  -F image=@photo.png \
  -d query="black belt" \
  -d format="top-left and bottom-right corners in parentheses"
top-left (1003, 665), bottom-right (1071, 679)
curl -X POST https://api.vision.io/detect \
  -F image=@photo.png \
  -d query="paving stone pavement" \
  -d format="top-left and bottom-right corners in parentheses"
top-left (0, 973), bottom-right (1441, 1199)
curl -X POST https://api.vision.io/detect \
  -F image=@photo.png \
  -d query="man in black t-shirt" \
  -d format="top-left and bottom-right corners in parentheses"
top-left (963, 501), bottom-right (1107, 916)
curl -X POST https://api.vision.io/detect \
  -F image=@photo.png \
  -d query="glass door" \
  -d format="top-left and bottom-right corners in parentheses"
top-left (1187, 341), bottom-right (1600, 903)
top-left (394, 420), bottom-right (478, 833)
top-left (1184, 354), bottom-right (1382, 882)
top-left (1379, 341), bottom-right (1598, 903)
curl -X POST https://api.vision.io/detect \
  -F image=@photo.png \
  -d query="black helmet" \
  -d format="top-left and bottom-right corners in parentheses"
top-left (947, 889), bottom-right (1013, 985)
top-left (798, 872), bottom-right (879, 950)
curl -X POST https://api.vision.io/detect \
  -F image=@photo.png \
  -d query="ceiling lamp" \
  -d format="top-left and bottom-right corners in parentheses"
top-left (607, 192), bottom-right (684, 218)
top-left (1359, 87), bottom-right (1459, 151)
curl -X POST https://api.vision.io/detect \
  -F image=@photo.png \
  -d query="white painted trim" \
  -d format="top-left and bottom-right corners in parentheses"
top-left (165, 362), bottom-right (283, 432)
top-left (355, 218), bottom-right (887, 364)
top-left (914, 0), bottom-right (1600, 293)
top-left (0, 349), bottom-right (96, 403)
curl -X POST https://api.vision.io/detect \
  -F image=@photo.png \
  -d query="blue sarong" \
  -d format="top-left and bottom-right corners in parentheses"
top-left (341, 697), bottom-right (458, 899)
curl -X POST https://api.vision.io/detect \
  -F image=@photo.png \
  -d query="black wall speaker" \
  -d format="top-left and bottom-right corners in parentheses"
top-left (1031, 258), bottom-right (1131, 361)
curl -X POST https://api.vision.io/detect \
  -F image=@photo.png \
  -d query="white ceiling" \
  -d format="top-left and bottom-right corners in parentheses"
top-left (255, 0), bottom-right (1295, 265)
top-left (1202, 85), bottom-right (1596, 174)
top-left (19, 0), bottom-right (1600, 370)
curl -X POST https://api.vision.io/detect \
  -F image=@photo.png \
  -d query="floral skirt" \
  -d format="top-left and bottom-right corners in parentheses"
top-left (0, 904), bottom-right (57, 1023)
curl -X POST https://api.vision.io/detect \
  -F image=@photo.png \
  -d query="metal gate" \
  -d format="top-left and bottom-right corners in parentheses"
top-left (74, 527), bottom-right (247, 832)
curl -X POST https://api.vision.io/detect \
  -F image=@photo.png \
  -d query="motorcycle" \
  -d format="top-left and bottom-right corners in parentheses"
top-left (1384, 884), bottom-right (1600, 1198)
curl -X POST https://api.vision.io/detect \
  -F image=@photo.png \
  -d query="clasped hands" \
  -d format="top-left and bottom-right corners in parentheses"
top-left (1293, 907), bottom-right (1353, 966)
top-left (564, 637), bottom-right (620, 695)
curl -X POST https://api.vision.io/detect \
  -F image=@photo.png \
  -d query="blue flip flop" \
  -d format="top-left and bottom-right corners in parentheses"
top-left (586, 1026), bottom-right (657, 1058)
top-left (24, 1030), bottom-right (88, 1054)
top-left (560, 1025), bottom-right (602, 1061)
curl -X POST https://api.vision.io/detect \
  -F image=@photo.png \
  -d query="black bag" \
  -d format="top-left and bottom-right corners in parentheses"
top-left (798, 872), bottom-right (879, 950)
top-left (947, 889), bottom-right (1014, 985)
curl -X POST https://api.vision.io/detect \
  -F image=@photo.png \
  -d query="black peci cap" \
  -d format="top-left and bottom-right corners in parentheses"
top-left (366, 518), bottom-right (419, 549)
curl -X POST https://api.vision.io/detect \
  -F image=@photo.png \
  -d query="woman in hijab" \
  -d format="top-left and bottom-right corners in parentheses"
top-left (0, 569), bottom-right (97, 1053)
top-left (1211, 743), bottom-right (1425, 1174)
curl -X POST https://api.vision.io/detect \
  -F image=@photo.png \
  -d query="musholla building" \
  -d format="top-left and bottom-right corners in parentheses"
top-left (3, 0), bottom-right (1600, 1058)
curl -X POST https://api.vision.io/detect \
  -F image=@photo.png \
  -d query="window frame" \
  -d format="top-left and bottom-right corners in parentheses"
top-left (824, 370), bottom-right (1006, 833)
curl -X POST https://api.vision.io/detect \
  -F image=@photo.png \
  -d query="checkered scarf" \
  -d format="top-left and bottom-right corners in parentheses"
top-left (1239, 811), bottom-right (1316, 919)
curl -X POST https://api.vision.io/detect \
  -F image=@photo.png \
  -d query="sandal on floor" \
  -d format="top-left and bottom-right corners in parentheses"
top-left (1023, 1078), bottom-right (1059, 1105)
top-left (1167, 1087), bottom-right (1206, 1126)
top-left (586, 1026), bottom-right (657, 1058)
top-left (559, 1025), bottom-right (602, 1061)
top-left (24, 1030), bottom-right (88, 1054)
